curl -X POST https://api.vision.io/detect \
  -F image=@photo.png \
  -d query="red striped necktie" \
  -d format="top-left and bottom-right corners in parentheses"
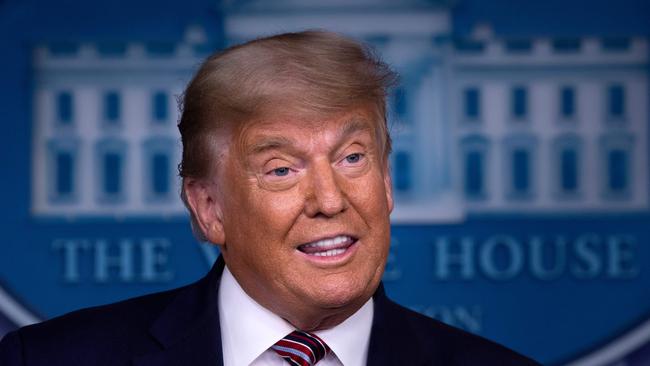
top-left (271, 330), bottom-right (331, 366)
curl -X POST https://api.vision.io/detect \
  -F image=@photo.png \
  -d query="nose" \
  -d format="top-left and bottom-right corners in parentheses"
top-left (304, 159), bottom-right (347, 218)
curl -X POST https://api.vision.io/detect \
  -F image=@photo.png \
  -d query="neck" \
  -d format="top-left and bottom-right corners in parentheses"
top-left (280, 304), bottom-right (361, 332)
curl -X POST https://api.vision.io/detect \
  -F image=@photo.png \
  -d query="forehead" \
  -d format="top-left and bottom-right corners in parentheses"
top-left (235, 107), bottom-right (380, 153)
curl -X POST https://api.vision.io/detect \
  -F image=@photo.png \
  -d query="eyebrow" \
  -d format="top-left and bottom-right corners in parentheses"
top-left (248, 136), bottom-right (296, 155)
top-left (246, 118), bottom-right (374, 155)
top-left (338, 118), bottom-right (373, 140)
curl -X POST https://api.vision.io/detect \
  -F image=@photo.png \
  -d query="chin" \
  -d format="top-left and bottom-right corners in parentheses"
top-left (309, 279), bottom-right (376, 310)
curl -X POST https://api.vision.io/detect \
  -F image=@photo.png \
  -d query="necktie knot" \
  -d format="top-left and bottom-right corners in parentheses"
top-left (271, 330), bottom-right (331, 366)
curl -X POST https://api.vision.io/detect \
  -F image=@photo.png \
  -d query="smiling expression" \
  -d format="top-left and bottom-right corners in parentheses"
top-left (191, 106), bottom-right (393, 330)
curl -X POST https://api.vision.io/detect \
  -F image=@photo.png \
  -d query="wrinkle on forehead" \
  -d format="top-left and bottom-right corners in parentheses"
top-left (227, 100), bottom-right (387, 155)
top-left (252, 117), bottom-right (372, 150)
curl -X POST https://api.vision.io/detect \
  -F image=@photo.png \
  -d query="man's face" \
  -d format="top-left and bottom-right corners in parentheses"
top-left (208, 106), bottom-right (393, 329)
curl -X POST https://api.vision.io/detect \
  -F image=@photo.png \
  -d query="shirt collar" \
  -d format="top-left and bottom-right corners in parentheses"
top-left (314, 297), bottom-right (374, 366)
top-left (219, 266), bottom-right (294, 366)
top-left (218, 265), bottom-right (374, 366)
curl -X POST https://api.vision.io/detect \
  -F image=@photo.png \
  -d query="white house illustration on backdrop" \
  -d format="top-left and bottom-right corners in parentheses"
top-left (31, 1), bottom-right (649, 223)
top-left (31, 26), bottom-right (207, 219)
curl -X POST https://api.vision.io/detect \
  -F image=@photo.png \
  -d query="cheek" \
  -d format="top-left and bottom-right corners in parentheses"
top-left (231, 183), bottom-right (305, 240)
top-left (346, 171), bottom-right (392, 254)
top-left (345, 172), bottom-right (391, 219)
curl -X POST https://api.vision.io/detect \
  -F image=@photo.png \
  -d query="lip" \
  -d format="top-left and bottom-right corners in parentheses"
top-left (295, 233), bottom-right (357, 249)
top-left (295, 234), bottom-right (359, 267)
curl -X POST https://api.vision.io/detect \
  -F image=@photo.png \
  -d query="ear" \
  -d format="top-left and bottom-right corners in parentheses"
top-left (183, 178), bottom-right (226, 245)
top-left (383, 160), bottom-right (394, 214)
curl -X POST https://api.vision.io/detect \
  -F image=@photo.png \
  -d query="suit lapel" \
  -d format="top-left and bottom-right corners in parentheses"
top-left (367, 284), bottom-right (432, 366)
top-left (133, 256), bottom-right (227, 366)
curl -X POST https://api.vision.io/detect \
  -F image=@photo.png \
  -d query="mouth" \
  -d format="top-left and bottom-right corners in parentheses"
top-left (297, 235), bottom-right (358, 258)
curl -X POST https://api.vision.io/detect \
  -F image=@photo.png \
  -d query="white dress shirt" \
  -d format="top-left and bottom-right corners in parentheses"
top-left (218, 266), bottom-right (374, 366)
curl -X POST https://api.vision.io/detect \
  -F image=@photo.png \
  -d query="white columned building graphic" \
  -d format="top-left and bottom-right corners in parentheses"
top-left (32, 26), bottom-right (208, 218)
top-left (451, 27), bottom-right (649, 213)
top-left (30, 3), bottom-right (649, 220)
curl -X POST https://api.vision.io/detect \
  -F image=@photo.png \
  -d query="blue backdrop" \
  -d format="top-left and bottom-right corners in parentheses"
top-left (1, 1), bottom-right (649, 365)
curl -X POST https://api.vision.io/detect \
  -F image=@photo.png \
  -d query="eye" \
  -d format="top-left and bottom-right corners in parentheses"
top-left (271, 167), bottom-right (290, 176)
top-left (345, 153), bottom-right (363, 164)
top-left (258, 159), bottom-right (301, 191)
top-left (338, 150), bottom-right (369, 177)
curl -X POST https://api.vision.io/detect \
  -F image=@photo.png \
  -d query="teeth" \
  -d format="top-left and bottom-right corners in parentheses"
top-left (313, 248), bottom-right (346, 257)
top-left (302, 235), bottom-right (350, 249)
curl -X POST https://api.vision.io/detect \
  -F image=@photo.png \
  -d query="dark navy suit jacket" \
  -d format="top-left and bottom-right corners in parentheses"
top-left (0, 257), bottom-right (539, 365)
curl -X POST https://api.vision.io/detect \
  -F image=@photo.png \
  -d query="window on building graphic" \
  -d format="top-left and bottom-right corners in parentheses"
top-left (463, 87), bottom-right (480, 120)
top-left (48, 139), bottom-right (79, 203)
top-left (96, 139), bottom-right (127, 202)
top-left (104, 91), bottom-right (121, 123)
top-left (505, 39), bottom-right (532, 53)
top-left (601, 38), bottom-right (630, 52)
top-left (143, 138), bottom-right (175, 202)
top-left (56, 91), bottom-right (73, 124)
top-left (49, 43), bottom-right (78, 56)
top-left (393, 87), bottom-right (407, 120)
top-left (460, 136), bottom-right (489, 200)
top-left (607, 84), bottom-right (625, 119)
top-left (560, 148), bottom-right (579, 193)
top-left (600, 134), bottom-right (633, 199)
top-left (553, 135), bottom-right (582, 198)
top-left (103, 153), bottom-right (122, 195)
top-left (97, 42), bottom-right (127, 56)
top-left (146, 42), bottom-right (176, 56)
top-left (465, 150), bottom-right (484, 198)
top-left (394, 151), bottom-right (411, 192)
top-left (552, 38), bottom-right (581, 53)
top-left (55, 151), bottom-right (74, 196)
top-left (152, 91), bottom-right (168, 122)
top-left (512, 149), bottom-right (530, 194)
top-left (560, 86), bottom-right (575, 119)
top-left (453, 39), bottom-right (485, 53)
top-left (511, 86), bottom-right (528, 120)
top-left (607, 149), bottom-right (628, 193)
top-left (151, 153), bottom-right (170, 196)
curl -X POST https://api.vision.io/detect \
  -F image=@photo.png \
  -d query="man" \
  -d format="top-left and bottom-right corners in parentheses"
top-left (0, 31), bottom-right (539, 365)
